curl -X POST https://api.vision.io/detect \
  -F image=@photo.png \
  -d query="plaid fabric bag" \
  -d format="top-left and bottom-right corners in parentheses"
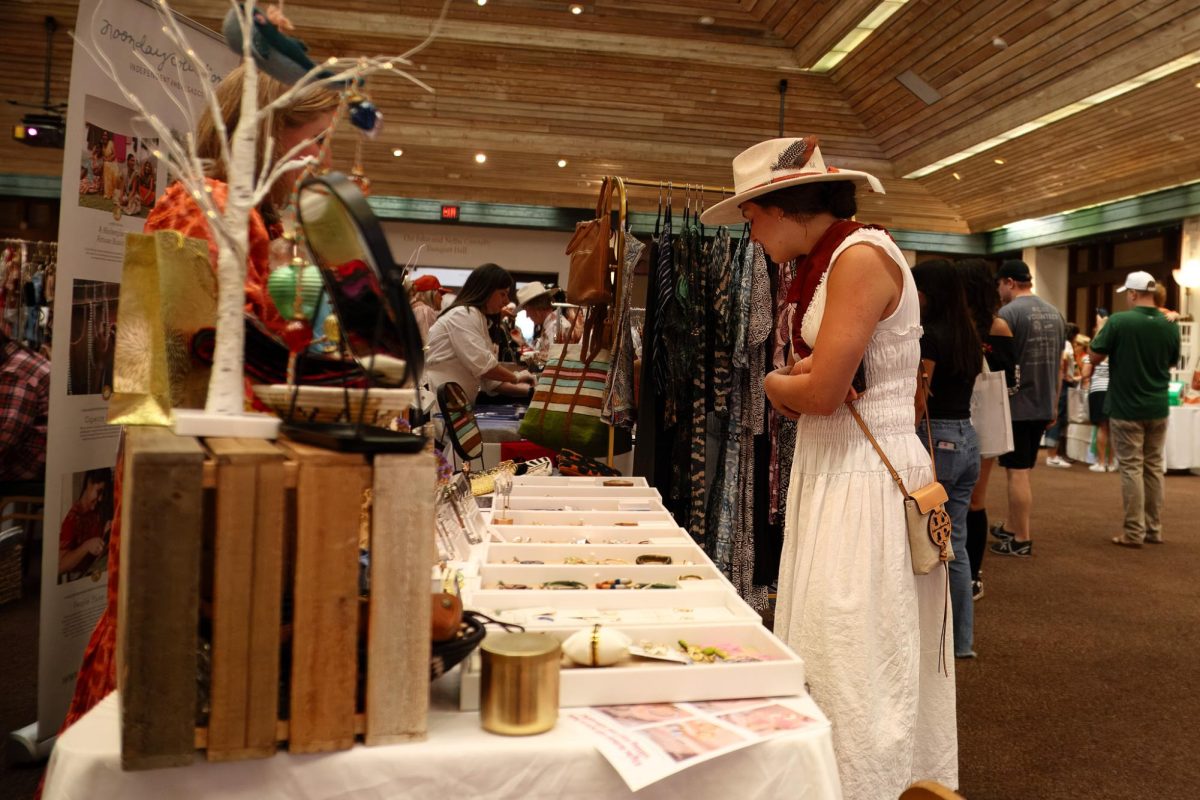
top-left (519, 342), bottom-right (631, 458)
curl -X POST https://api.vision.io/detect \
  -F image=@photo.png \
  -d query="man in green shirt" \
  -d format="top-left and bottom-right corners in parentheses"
top-left (1089, 271), bottom-right (1181, 547)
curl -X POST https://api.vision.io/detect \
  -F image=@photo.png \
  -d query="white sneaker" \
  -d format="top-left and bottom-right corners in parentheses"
top-left (1089, 462), bottom-right (1107, 473)
top-left (1107, 463), bottom-right (1119, 472)
top-left (1046, 455), bottom-right (1072, 468)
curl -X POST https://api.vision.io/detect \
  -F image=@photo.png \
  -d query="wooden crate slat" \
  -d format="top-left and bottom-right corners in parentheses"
top-left (365, 449), bottom-right (435, 745)
top-left (206, 459), bottom-right (255, 757)
top-left (117, 428), bottom-right (206, 771)
top-left (204, 438), bottom-right (288, 762)
top-left (283, 440), bottom-right (369, 754)
top-left (246, 454), bottom-right (287, 755)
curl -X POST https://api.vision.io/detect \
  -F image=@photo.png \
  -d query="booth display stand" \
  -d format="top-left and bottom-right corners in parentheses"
top-left (118, 428), bottom-right (434, 770)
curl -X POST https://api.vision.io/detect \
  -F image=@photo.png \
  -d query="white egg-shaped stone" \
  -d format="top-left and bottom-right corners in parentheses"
top-left (562, 625), bottom-right (632, 667)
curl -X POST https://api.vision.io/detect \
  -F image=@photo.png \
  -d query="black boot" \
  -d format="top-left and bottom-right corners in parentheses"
top-left (966, 507), bottom-right (987, 582)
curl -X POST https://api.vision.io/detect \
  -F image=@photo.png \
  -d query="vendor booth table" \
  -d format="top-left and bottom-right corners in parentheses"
top-left (43, 680), bottom-right (842, 800)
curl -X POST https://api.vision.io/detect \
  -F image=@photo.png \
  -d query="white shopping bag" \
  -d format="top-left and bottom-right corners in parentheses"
top-left (971, 360), bottom-right (1014, 458)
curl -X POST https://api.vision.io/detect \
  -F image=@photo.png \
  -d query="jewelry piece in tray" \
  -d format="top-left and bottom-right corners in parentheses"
top-left (631, 639), bottom-right (776, 664)
top-left (635, 554), bottom-right (672, 565)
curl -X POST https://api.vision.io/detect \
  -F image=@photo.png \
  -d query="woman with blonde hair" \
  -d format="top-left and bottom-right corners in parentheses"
top-left (58, 63), bottom-right (340, 737)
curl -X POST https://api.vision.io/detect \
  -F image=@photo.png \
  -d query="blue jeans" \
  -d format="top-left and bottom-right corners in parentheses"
top-left (918, 418), bottom-right (980, 657)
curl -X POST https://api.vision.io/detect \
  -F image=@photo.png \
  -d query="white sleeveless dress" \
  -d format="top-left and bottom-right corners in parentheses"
top-left (773, 229), bottom-right (958, 800)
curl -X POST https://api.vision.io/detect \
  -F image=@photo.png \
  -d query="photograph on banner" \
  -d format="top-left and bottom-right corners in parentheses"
top-left (78, 95), bottom-right (159, 220)
top-left (66, 279), bottom-right (118, 397)
top-left (56, 467), bottom-right (114, 586)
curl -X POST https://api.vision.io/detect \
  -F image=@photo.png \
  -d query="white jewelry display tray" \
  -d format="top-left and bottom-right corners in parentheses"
top-left (488, 509), bottom-right (678, 526)
top-left (477, 563), bottom-right (723, 590)
top-left (470, 584), bottom-right (762, 628)
top-left (485, 542), bottom-right (710, 566)
top-left (458, 622), bottom-right (805, 711)
top-left (501, 495), bottom-right (667, 512)
top-left (510, 475), bottom-right (650, 488)
top-left (508, 485), bottom-right (661, 499)
top-left (487, 524), bottom-right (688, 545)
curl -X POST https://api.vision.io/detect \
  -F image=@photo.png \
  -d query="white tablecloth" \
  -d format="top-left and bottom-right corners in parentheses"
top-left (43, 680), bottom-right (842, 800)
top-left (1166, 405), bottom-right (1200, 470)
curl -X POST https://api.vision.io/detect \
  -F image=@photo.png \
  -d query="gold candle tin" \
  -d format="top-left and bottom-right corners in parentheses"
top-left (480, 632), bottom-right (561, 735)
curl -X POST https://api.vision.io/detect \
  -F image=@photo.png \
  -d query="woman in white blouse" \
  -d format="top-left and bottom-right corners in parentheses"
top-left (423, 263), bottom-right (535, 408)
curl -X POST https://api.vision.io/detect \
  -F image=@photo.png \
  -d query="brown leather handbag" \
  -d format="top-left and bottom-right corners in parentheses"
top-left (566, 177), bottom-right (618, 306)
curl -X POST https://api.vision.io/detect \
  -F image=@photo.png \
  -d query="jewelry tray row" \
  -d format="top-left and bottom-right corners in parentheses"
top-left (456, 477), bottom-right (805, 710)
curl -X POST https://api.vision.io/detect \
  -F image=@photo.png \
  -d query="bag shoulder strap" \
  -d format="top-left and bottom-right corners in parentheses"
top-left (845, 366), bottom-right (938, 496)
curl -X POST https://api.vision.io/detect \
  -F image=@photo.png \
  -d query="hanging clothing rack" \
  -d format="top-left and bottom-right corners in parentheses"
top-left (620, 178), bottom-right (735, 195)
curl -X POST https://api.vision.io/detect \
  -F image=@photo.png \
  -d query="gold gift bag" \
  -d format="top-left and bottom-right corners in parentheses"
top-left (107, 231), bottom-right (216, 425)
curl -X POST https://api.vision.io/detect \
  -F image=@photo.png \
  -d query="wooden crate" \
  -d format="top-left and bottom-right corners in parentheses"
top-left (117, 428), bottom-right (434, 770)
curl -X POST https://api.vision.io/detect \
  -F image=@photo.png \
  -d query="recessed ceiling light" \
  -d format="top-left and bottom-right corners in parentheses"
top-left (557, 159), bottom-right (568, 168)
top-left (699, 16), bottom-right (715, 25)
top-left (993, 158), bottom-right (1006, 165)
top-left (992, 36), bottom-right (1008, 49)
top-left (569, 4), bottom-right (583, 14)
top-left (392, 148), bottom-right (403, 157)
top-left (475, 153), bottom-right (487, 164)
top-left (951, 172), bottom-right (961, 180)
top-left (477, 0), bottom-right (487, 5)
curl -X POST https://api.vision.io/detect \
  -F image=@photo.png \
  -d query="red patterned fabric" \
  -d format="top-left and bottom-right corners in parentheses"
top-left (0, 339), bottom-right (49, 481)
top-left (783, 220), bottom-right (867, 359)
top-left (144, 178), bottom-right (286, 335)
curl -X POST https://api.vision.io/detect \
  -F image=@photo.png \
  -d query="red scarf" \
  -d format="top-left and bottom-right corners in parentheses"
top-left (784, 220), bottom-right (891, 358)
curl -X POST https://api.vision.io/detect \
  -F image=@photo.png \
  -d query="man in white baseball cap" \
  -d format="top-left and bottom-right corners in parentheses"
top-left (1089, 270), bottom-right (1180, 547)
top-left (1115, 270), bottom-right (1157, 294)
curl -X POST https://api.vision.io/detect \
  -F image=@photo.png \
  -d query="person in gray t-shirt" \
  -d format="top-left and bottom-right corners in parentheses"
top-left (1001, 294), bottom-right (1066, 422)
top-left (989, 260), bottom-right (1066, 559)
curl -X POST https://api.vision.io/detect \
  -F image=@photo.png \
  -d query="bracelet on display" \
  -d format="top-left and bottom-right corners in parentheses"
top-left (542, 580), bottom-right (589, 590)
top-left (564, 556), bottom-right (630, 565)
top-left (635, 554), bottom-right (673, 565)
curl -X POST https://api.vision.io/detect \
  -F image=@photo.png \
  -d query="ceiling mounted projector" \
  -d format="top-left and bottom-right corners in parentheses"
top-left (12, 113), bottom-right (65, 148)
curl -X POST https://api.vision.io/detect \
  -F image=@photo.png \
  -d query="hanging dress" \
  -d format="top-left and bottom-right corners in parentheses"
top-left (773, 228), bottom-right (958, 800)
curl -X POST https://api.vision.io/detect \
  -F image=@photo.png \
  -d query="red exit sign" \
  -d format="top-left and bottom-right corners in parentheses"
top-left (441, 205), bottom-right (460, 221)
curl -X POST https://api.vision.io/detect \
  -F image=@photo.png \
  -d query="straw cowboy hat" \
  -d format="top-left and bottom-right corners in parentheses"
top-left (516, 281), bottom-right (554, 308)
top-left (700, 136), bottom-right (885, 226)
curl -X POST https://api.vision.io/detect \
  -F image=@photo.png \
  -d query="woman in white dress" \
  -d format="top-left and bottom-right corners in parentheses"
top-left (702, 137), bottom-right (957, 800)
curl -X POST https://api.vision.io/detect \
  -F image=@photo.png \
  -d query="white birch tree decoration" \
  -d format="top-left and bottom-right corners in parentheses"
top-left (74, 0), bottom-right (448, 437)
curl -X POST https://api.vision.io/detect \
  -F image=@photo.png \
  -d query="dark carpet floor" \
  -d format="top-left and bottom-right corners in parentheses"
top-left (958, 462), bottom-right (1200, 800)
top-left (1, 463), bottom-right (1196, 799)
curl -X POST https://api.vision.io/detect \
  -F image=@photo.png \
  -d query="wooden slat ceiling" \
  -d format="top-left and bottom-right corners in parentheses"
top-left (2, 0), bottom-right (1199, 236)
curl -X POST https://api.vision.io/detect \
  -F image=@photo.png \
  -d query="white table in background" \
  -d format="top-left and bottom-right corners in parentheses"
top-left (1166, 405), bottom-right (1200, 471)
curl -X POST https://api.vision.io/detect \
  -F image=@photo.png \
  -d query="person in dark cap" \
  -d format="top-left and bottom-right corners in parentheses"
top-left (989, 259), bottom-right (1066, 558)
